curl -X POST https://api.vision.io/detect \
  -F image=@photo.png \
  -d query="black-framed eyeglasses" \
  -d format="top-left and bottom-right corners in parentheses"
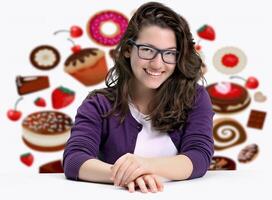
top-left (129, 39), bottom-right (179, 64)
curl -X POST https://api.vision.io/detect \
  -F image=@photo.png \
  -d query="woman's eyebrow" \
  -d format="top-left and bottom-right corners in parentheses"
top-left (141, 43), bottom-right (177, 50)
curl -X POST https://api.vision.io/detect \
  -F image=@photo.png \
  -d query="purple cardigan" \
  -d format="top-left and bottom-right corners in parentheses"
top-left (63, 85), bottom-right (214, 180)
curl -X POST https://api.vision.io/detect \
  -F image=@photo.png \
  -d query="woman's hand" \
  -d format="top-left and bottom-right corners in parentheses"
top-left (111, 153), bottom-right (153, 186)
top-left (126, 174), bottom-right (164, 193)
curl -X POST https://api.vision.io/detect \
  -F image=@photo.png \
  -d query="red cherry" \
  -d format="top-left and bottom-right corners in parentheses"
top-left (67, 38), bottom-right (81, 53)
top-left (7, 97), bottom-right (23, 121)
top-left (54, 25), bottom-right (83, 38)
top-left (246, 76), bottom-right (259, 89)
top-left (230, 76), bottom-right (259, 90)
top-left (70, 26), bottom-right (83, 38)
top-left (7, 109), bottom-right (22, 121)
top-left (195, 44), bottom-right (202, 51)
top-left (71, 45), bottom-right (81, 53)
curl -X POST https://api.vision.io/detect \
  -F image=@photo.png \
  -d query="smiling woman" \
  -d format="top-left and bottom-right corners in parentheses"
top-left (128, 26), bottom-right (177, 92)
top-left (63, 1), bottom-right (214, 193)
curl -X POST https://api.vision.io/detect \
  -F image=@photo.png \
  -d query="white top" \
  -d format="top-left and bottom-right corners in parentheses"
top-left (128, 102), bottom-right (178, 157)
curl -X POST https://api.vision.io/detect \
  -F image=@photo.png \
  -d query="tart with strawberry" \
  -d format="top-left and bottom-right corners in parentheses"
top-left (206, 82), bottom-right (251, 113)
top-left (213, 47), bottom-right (247, 75)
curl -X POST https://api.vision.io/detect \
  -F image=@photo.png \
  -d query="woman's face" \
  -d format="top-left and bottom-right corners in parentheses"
top-left (129, 25), bottom-right (177, 91)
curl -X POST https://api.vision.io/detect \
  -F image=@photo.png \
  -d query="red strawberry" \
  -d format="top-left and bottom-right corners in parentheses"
top-left (52, 86), bottom-right (75, 109)
top-left (34, 97), bottom-right (46, 107)
top-left (20, 153), bottom-right (34, 167)
top-left (197, 24), bottom-right (215, 41)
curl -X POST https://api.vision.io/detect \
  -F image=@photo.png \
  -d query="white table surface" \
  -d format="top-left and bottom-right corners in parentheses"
top-left (1, 171), bottom-right (270, 199)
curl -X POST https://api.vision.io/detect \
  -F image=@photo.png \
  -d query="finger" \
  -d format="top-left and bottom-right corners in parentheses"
top-left (114, 160), bottom-right (132, 186)
top-left (144, 175), bottom-right (158, 193)
top-left (127, 182), bottom-right (135, 193)
top-left (136, 177), bottom-right (148, 193)
top-left (120, 163), bottom-right (139, 186)
top-left (152, 175), bottom-right (164, 192)
top-left (111, 154), bottom-right (128, 179)
top-left (125, 167), bottom-right (146, 184)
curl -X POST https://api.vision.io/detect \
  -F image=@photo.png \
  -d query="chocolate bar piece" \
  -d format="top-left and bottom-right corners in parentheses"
top-left (16, 75), bottom-right (50, 95)
top-left (247, 110), bottom-right (266, 129)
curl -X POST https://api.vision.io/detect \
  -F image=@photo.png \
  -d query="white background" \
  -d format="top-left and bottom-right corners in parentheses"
top-left (0, 0), bottom-right (271, 173)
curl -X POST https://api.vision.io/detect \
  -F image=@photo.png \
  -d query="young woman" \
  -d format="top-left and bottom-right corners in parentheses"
top-left (63, 1), bottom-right (214, 193)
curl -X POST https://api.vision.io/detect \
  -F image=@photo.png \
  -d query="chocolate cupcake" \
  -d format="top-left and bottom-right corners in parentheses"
top-left (64, 48), bottom-right (108, 86)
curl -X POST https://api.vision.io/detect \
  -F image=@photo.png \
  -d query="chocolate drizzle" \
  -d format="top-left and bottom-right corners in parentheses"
top-left (64, 48), bottom-right (99, 67)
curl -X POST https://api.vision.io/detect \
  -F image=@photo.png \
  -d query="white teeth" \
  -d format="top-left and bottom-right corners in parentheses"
top-left (145, 69), bottom-right (162, 76)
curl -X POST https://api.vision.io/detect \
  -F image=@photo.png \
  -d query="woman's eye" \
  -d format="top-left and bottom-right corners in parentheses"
top-left (141, 47), bottom-right (153, 52)
top-left (165, 51), bottom-right (176, 56)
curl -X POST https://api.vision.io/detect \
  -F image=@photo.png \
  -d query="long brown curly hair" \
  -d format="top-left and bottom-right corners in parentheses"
top-left (88, 2), bottom-right (205, 132)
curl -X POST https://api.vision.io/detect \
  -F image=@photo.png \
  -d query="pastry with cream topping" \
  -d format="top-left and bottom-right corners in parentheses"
top-left (30, 45), bottom-right (60, 70)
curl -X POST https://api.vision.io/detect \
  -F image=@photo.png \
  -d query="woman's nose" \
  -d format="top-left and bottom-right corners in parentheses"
top-left (150, 53), bottom-right (164, 68)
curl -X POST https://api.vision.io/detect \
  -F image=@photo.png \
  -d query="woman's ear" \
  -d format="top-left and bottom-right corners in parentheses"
top-left (124, 48), bottom-right (131, 58)
top-left (124, 52), bottom-right (130, 58)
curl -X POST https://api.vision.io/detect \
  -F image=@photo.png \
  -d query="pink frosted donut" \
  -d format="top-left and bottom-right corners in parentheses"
top-left (87, 10), bottom-right (128, 46)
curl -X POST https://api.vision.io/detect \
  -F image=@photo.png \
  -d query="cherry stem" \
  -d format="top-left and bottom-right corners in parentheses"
top-left (53, 29), bottom-right (69, 35)
top-left (14, 97), bottom-right (23, 110)
top-left (67, 38), bottom-right (75, 46)
top-left (230, 75), bottom-right (246, 82)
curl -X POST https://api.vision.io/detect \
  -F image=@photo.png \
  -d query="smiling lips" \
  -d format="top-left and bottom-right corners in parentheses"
top-left (144, 68), bottom-right (164, 76)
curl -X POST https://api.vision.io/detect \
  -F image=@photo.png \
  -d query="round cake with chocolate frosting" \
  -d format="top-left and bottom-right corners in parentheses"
top-left (64, 48), bottom-right (108, 86)
top-left (22, 111), bottom-right (73, 152)
top-left (206, 82), bottom-right (251, 113)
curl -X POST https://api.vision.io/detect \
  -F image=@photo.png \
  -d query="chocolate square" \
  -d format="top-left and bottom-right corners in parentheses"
top-left (247, 110), bottom-right (266, 129)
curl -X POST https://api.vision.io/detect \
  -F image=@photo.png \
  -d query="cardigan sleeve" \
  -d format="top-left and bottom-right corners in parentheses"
top-left (63, 95), bottom-right (103, 180)
top-left (179, 86), bottom-right (215, 179)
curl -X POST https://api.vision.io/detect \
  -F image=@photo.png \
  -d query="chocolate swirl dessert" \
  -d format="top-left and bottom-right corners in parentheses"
top-left (213, 118), bottom-right (247, 151)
